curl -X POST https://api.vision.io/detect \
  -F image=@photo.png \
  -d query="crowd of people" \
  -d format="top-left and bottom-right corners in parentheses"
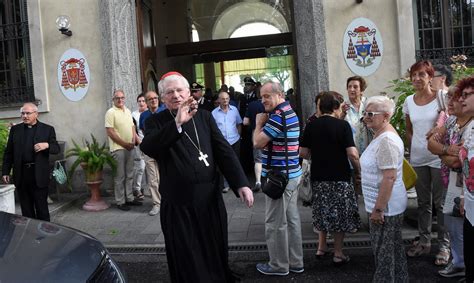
top-left (4, 59), bottom-right (474, 282)
top-left (296, 61), bottom-right (474, 282)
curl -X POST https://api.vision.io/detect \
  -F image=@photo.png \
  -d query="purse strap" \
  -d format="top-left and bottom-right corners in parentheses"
top-left (266, 109), bottom-right (289, 177)
top-left (435, 89), bottom-right (446, 112)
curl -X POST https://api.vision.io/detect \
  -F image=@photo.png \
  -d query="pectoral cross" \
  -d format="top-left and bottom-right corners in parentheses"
top-left (198, 151), bottom-right (209, 167)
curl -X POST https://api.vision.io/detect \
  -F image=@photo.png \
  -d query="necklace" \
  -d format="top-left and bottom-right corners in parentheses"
top-left (374, 123), bottom-right (389, 138)
top-left (457, 117), bottom-right (472, 130)
top-left (169, 110), bottom-right (209, 167)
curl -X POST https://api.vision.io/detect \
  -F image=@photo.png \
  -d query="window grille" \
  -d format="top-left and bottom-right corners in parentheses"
top-left (0, 0), bottom-right (35, 108)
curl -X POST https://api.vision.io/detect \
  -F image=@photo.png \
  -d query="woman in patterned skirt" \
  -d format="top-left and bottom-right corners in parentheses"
top-left (300, 91), bottom-right (361, 266)
top-left (360, 96), bottom-right (408, 282)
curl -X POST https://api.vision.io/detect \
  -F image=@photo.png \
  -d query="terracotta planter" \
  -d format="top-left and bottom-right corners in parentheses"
top-left (80, 163), bottom-right (109, 211)
top-left (80, 162), bottom-right (103, 183)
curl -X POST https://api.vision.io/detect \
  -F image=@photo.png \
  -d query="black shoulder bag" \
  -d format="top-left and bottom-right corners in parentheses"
top-left (262, 110), bottom-right (289, 200)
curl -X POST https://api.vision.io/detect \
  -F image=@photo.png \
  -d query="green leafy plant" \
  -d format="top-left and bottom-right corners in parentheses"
top-left (0, 121), bottom-right (9, 168)
top-left (66, 134), bottom-right (116, 184)
top-left (388, 77), bottom-right (414, 145)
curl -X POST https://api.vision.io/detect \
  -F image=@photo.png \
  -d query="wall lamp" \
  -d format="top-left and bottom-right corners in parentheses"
top-left (56, 15), bottom-right (72, 36)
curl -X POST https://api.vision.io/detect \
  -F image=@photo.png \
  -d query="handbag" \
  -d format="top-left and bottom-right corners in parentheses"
top-left (403, 158), bottom-right (417, 190)
top-left (298, 159), bottom-right (312, 203)
top-left (52, 160), bottom-right (67, 185)
top-left (262, 110), bottom-right (289, 200)
top-left (435, 90), bottom-right (449, 127)
top-left (452, 197), bottom-right (463, 218)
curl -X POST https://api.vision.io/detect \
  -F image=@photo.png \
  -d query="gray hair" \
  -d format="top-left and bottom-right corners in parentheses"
top-left (20, 102), bottom-right (38, 112)
top-left (158, 74), bottom-right (190, 97)
top-left (262, 81), bottom-right (284, 95)
top-left (365, 95), bottom-right (395, 118)
top-left (113, 89), bottom-right (124, 98)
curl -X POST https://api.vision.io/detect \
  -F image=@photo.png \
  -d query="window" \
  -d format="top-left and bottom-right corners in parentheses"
top-left (415, 0), bottom-right (474, 65)
top-left (0, 0), bottom-right (35, 107)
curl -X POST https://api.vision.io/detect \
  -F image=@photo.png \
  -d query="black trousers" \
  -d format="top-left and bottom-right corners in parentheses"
top-left (464, 217), bottom-right (474, 282)
top-left (17, 165), bottom-right (50, 221)
top-left (220, 141), bottom-right (241, 189)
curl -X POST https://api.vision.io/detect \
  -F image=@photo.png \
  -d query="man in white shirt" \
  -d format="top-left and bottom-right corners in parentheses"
top-left (212, 91), bottom-right (242, 192)
top-left (131, 93), bottom-right (147, 200)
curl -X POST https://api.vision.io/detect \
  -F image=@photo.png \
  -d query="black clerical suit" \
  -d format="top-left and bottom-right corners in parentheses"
top-left (141, 109), bottom-right (249, 282)
top-left (2, 122), bottom-right (59, 221)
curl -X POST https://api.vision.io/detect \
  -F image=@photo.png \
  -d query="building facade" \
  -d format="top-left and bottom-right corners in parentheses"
top-left (2, 0), bottom-right (462, 184)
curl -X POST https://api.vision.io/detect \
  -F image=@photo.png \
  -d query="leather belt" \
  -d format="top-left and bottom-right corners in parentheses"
top-left (23, 163), bottom-right (35, 168)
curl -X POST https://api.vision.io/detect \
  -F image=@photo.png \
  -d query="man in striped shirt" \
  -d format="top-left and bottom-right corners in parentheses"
top-left (253, 81), bottom-right (303, 276)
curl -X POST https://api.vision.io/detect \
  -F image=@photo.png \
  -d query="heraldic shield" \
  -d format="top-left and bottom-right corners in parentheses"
top-left (60, 58), bottom-right (88, 91)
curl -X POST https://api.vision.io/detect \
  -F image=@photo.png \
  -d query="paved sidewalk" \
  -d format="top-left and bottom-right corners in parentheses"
top-left (27, 190), bottom-right (422, 248)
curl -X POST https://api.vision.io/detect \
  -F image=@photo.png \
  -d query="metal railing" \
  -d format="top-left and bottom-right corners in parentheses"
top-left (415, 47), bottom-right (474, 66)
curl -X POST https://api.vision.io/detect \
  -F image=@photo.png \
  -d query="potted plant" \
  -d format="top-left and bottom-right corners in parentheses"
top-left (66, 134), bottom-right (116, 211)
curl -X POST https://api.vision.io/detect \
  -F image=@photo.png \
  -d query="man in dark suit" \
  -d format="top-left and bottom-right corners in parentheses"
top-left (238, 76), bottom-right (259, 173)
top-left (190, 82), bottom-right (214, 112)
top-left (2, 103), bottom-right (59, 221)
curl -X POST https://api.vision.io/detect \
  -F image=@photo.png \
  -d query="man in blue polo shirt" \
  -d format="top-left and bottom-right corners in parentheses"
top-left (253, 81), bottom-right (303, 276)
top-left (212, 91), bottom-right (242, 192)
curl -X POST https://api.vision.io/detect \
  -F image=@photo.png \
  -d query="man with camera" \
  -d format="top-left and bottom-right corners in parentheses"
top-left (253, 81), bottom-right (303, 276)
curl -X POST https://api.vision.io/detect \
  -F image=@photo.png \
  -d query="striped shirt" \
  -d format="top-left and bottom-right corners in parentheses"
top-left (262, 101), bottom-right (302, 179)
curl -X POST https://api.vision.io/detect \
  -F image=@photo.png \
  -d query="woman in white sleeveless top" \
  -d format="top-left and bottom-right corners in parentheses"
top-left (403, 60), bottom-right (449, 265)
top-left (360, 96), bottom-right (408, 282)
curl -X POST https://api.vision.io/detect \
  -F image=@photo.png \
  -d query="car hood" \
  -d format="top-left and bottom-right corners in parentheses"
top-left (0, 211), bottom-right (104, 282)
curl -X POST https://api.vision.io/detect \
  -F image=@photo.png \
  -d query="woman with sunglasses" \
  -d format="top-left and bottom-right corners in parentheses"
top-left (427, 86), bottom-right (468, 279)
top-left (454, 76), bottom-right (474, 283)
top-left (360, 96), bottom-right (408, 282)
top-left (403, 60), bottom-right (450, 264)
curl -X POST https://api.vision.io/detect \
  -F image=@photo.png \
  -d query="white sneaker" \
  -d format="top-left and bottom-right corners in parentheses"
top-left (406, 188), bottom-right (417, 199)
top-left (149, 205), bottom-right (160, 216)
top-left (222, 187), bottom-right (230, 193)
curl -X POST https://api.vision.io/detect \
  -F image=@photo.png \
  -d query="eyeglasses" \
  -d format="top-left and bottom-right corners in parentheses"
top-left (147, 97), bottom-right (159, 102)
top-left (363, 111), bottom-right (384, 118)
top-left (20, 111), bottom-right (36, 116)
top-left (114, 96), bottom-right (125, 101)
top-left (461, 91), bottom-right (474, 100)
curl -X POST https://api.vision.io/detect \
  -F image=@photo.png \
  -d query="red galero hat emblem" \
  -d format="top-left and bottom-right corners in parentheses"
top-left (60, 57), bottom-right (88, 91)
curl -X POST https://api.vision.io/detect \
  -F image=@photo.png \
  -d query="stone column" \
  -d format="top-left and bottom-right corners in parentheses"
top-left (99, 0), bottom-right (142, 108)
top-left (292, 0), bottom-right (329, 123)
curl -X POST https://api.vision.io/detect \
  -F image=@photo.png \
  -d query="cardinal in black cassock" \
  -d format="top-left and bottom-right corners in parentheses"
top-left (140, 72), bottom-right (254, 283)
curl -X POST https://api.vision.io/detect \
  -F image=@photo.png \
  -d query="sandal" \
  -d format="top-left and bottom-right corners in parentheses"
top-left (406, 243), bottom-right (431, 257)
top-left (316, 249), bottom-right (331, 260)
top-left (333, 255), bottom-right (350, 267)
top-left (435, 249), bottom-right (450, 266)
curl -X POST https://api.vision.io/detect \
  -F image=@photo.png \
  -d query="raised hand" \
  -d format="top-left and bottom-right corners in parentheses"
top-left (175, 97), bottom-right (198, 127)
